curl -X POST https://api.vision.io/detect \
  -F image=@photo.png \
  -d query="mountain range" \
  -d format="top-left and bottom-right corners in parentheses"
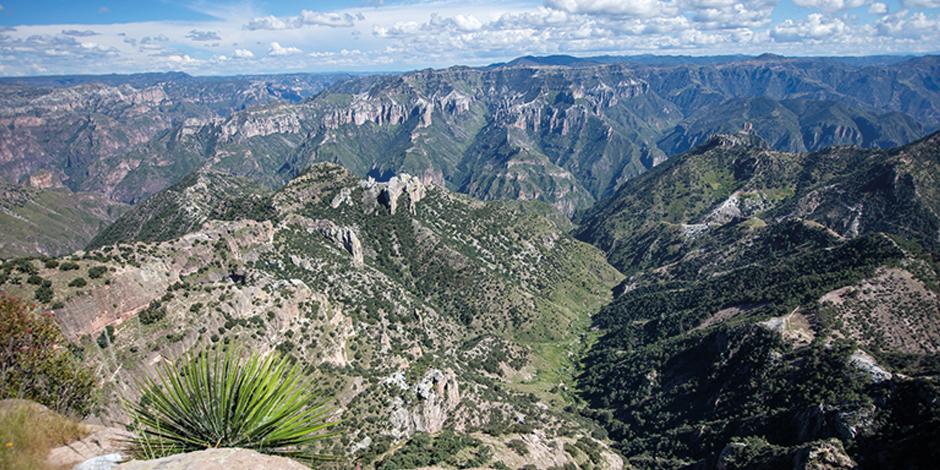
top-left (1, 54), bottom-right (939, 469)
top-left (2, 55), bottom-right (940, 257)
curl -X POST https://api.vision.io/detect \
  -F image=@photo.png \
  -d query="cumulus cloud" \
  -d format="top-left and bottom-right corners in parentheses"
top-left (268, 42), bottom-right (302, 56)
top-left (164, 54), bottom-right (198, 65)
top-left (2, 0), bottom-right (940, 75)
top-left (791, 0), bottom-right (866, 11)
top-left (545, 0), bottom-right (676, 18)
top-left (689, 0), bottom-right (776, 29)
top-left (186, 30), bottom-right (222, 41)
top-left (876, 10), bottom-right (940, 38)
top-left (869, 2), bottom-right (888, 13)
top-left (772, 13), bottom-right (847, 41)
top-left (430, 13), bottom-right (485, 32)
top-left (245, 10), bottom-right (360, 30)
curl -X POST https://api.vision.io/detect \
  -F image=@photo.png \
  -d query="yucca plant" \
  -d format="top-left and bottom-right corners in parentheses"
top-left (125, 347), bottom-right (336, 463)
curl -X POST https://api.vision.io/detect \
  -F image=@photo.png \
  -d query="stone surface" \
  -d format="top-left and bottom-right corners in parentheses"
top-left (46, 425), bottom-right (131, 470)
top-left (74, 453), bottom-right (124, 470)
top-left (116, 448), bottom-right (309, 470)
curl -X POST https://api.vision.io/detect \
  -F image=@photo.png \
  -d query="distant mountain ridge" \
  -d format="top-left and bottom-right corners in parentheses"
top-left (86, 54), bottom-right (940, 217)
top-left (1, 54), bottom-right (940, 257)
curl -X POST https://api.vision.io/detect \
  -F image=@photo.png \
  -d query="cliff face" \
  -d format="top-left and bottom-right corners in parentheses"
top-left (3, 57), bottom-right (937, 239)
top-left (97, 57), bottom-right (940, 219)
top-left (0, 73), bottom-right (351, 197)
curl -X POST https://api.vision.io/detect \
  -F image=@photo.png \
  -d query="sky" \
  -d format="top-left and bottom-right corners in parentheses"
top-left (0, 0), bottom-right (938, 76)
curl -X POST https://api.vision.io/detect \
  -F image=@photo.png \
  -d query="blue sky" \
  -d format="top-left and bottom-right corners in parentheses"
top-left (0, 0), bottom-right (938, 75)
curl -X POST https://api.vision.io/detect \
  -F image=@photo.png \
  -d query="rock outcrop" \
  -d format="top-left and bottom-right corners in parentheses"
top-left (116, 448), bottom-right (309, 470)
top-left (46, 426), bottom-right (130, 470)
top-left (366, 174), bottom-right (427, 215)
top-left (385, 368), bottom-right (461, 438)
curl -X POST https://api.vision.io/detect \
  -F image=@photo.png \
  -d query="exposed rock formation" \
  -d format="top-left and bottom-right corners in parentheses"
top-left (116, 448), bottom-right (309, 470)
top-left (365, 174), bottom-right (427, 215)
top-left (47, 425), bottom-right (130, 470)
top-left (385, 368), bottom-right (461, 438)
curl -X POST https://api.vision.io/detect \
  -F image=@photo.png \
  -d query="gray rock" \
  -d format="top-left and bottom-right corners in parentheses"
top-left (116, 448), bottom-right (309, 470)
top-left (74, 453), bottom-right (124, 470)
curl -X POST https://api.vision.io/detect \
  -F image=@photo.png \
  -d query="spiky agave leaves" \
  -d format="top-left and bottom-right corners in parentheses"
top-left (125, 347), bottom-right (337, 463)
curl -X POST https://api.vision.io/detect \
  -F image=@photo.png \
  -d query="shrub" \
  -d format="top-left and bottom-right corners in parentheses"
top-left (44, 259), bottom-right (59, 269)
top-left (58, 262), bottom-right (79, 271)
top-left (68, 278), bottom-right (87, 288)
top-left (96, 326), bottom-right (115, 349)
top-left (0, 296), bottom-right (97, 416)
top-left (87, 266), bottom-right (108, 279)
top-left (34, 283), bottom-right (54, 303)
top-left (508, 438), bottom-right (529, 456)
top-left (126, 348), bottom-right (336, 463)
top-left (138, 301), bottom-right (166, 325)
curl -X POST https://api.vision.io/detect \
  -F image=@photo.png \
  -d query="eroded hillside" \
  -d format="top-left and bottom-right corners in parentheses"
top-left (0, 164), bottom-right (624, 468)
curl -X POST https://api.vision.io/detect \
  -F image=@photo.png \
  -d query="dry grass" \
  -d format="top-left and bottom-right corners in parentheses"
top-left (0, 400), bottom-right (88, 470)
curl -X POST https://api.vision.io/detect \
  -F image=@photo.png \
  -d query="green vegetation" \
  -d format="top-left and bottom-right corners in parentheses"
top-left (574, 132), bottom-right (940, 467)
top-left (58, 262), bottom-right (79, 271)
top-left (0, 296), bottom-right (97, 416)
top-left (33, 282), bottom-right (53, 303)
top-left (138, 300), bottom-right (167, 325)
top-left (96, 326), bottom-right (115, 349)
top-left (87, 266), bottom-right (108, 279)
top-left (377, 431), bottom-right (489, 469)
top-left (126, 347), bottom-right (337, 464)
top-left (88, 170), bottom-right (274, 249)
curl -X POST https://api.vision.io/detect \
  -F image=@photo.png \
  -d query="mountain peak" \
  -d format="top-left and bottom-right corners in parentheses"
top-left (754, 52), bottom-right (786, 61)
top-left (697, 129), bottom-right (770, 152)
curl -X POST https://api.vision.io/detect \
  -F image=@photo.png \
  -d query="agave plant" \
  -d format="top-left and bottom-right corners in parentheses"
top-left (125, 347), bottom-right (336, 463)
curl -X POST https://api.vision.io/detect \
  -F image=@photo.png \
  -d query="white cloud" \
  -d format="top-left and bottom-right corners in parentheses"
top-left (772, 13), bottom-right (847, 41)
top-left (429, 13), bottom-right (486, 32)
top-left (869, 2), bottom-right (888, 13)
top-left (0, 0), bottom-right (938, 75)
top-left (877, 10), bottom-right (940, 37)
top-left (268, 42), bottom-right (302, 56)
top-left (791, 0), bottom-right (866, 11)
top-left (545, 0), bottom-right (676, 18)
top-left (689, 1), bottom-right (776, 29)
top-left (245, 10), bottom-right (359, 30)
top-left (164, 54), bottom-right (198, 65)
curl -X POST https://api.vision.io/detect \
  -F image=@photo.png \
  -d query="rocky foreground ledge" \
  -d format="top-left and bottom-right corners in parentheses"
top-left (55, 445), bottom-right (309, 470)
top-left (116, 448), bottom-right (309, 470)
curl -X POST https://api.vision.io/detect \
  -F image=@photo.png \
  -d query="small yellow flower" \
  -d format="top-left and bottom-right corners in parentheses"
top-left (4, 441), bottom-right (13, 448)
